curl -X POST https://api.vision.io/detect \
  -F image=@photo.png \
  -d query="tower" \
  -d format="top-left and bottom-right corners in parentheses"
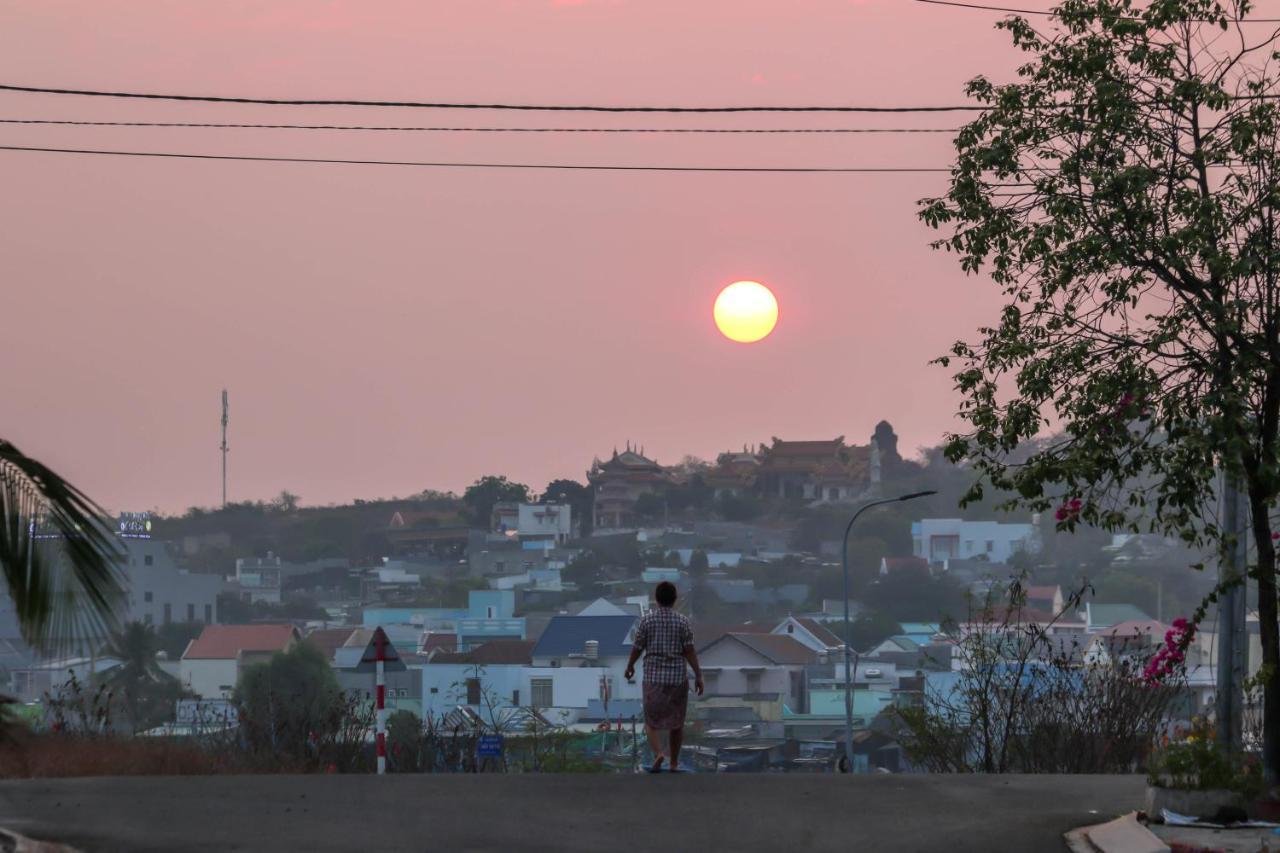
top-left (220, 389), bottom-right (229, 507)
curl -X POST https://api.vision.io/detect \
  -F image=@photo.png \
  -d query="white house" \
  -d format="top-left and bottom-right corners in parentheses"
top-left (179, 624), bottom-right (300, 699)
top-left (421, 637), bottom-right (639, 722)
top-left (912, 519), bottom-right (1039, 566)
top-left (517, 503), bottom-right (572, 545)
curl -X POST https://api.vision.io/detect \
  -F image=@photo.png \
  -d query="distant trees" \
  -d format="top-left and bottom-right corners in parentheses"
top-left (540, 478), bottom-right (593, 538)
top-left (462, 476), bottom-right (531, 527)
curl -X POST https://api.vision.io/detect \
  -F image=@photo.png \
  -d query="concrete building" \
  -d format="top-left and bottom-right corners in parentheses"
top-left (517, 503), bottom-right (572, 545)
top-left (179, 624), bottom-right (300, 699)
top-left (120, 538), bottom-right (222, 627)
top-left (912, 519), bottom-right (1039, 566)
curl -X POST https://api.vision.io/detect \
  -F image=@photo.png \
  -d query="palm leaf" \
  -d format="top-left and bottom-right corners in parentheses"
top-left (0, 440), bottom-right (124, 654)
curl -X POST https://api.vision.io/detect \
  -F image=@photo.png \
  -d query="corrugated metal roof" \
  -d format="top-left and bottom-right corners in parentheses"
top-left (531, 615), bottom-right (636, 659)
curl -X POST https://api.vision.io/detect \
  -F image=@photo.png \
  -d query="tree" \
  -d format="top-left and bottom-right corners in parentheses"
top-left (540, 478), bottom-right (593, 537)
top-left (920, 0), bottom-right (1280, 779)
top-left (103, 621), bottom-right (185, 732)
top-left (235, 642), bottom-right (343, 760)
top-left (632, 492), bottom-right (666, 523)
top-left (462, 476), bottom-right (530, 527)
top-left (717, 492), bottom-right (762, 522)
top-left (0, 440), bottom-right (123, 652)
top-left (271, 491), bottom-right (301, 513)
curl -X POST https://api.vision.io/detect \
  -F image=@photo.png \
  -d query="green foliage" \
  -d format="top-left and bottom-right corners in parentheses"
top-left (920, 0), bottom-right (1280, 774)
top-left (540, 478), bottom-right (592, 537)
top-left (1148, 719), bottom-right (1263, 797)
top-left (155, 621), bottom-right (205, 660)
top-left (0, 440), bottom-right (125, 653)
top-left (717, 492), bottom-right (762, 522)
top-left (103, 621), bottom-right (188, 733)
top-left (632, 492), bottom-right (666, 523)
top-left (463, 476), bottom-right (531, 527)
top-left (216, 593), bottom-right (327, 625)
top-left (844, 611), bottom-right (905, 652)
top-left (864, 570), bottom-right (968, 624)
top-left (234, 642), bottom-right (343, 759)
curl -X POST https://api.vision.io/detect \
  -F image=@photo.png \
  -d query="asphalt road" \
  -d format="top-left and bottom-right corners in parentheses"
top-left (0, 773), bottom-right (1146, 852)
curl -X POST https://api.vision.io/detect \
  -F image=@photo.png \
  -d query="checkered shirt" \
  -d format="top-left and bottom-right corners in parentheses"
top-left (633, 606), bottom-right (694, 686)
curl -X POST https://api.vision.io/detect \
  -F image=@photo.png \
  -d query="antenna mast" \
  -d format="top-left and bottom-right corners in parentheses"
top-left (220, 389), bottom-right (229, 507)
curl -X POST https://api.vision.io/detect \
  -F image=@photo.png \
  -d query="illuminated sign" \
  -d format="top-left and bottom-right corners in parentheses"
top-left (118, 512), bottom-right (153, 539)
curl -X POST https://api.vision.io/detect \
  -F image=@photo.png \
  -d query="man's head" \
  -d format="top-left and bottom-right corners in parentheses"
top-left (655, 581), bottom-right (677, 608)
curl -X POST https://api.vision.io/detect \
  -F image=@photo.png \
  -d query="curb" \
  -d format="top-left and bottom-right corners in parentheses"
top-left (1064, 813), bottom-right (1169, 853)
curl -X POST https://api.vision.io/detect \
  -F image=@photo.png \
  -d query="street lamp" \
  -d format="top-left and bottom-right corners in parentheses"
top-left (840, 490), bottom-right (936, 774)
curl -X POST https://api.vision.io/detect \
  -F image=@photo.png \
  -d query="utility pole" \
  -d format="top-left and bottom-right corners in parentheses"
top-left (220, 389), bottom-right (229, 508)
top-left (1216, 471), bottom-right (1248, 753)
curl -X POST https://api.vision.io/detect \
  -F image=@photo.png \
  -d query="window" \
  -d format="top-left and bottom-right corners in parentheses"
top-left (144, 555), bottom-right (153, 566)
top-left (746, 671), bottom-right (762, 693)
top-left (986, 540), bottom-right (995, 553)
top-left (204, 604), bottom-right (212, 623)
top-left (786, 624), bottom-right (794, 634)
top-left (512, 689), bottom-right (520, 706)
top-left (187, 603), bottom-right (195, 621)
top-left (143, 591), bottom-right (153, 603)
top-left (486, 606), bottom-right (495, 619)
top-left (163, 604), bottom-right (171, 624)
top-left (495, 561), bottom-right (505, 572)
top-left (465, 678), bottom-right (481, 705)
top-left (530, 677), bottom-right (553, 707)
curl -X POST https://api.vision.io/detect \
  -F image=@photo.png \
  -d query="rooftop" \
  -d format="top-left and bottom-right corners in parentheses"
top-left (532, 615), bottom-right (637, 659)
top-left (183, 624), bottom-right (299, 660)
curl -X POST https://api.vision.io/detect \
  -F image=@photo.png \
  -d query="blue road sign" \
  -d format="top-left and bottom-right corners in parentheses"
top-left (477, 735), bottom-right (504, 757)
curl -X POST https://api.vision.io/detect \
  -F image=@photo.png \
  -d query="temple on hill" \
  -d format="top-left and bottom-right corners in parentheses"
top-left (757, 436), bottom-right (872, 502)
top-left (587, 443), bottom-right (670, 530)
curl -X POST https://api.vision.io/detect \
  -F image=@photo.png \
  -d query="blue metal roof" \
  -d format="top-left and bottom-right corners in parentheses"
top-left (532, 615), bottom-right (636, 659)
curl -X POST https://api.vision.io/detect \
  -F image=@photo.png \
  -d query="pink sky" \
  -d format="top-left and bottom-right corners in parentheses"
top-left (0, 0), bottom-right (1026, 513)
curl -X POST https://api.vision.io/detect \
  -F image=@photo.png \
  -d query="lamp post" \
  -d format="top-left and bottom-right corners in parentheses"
top-left (840, 490), bottom-right (936, 773)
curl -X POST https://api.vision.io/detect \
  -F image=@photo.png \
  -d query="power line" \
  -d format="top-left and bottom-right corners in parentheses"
top-left (914, 0), bottom-right (1280, 23)
top-left (0, 118), bottom-right (961, 134)
top-left (0, 143), bottom-right (957, 173)
top-left (0, 83), bottom-right (987, 113)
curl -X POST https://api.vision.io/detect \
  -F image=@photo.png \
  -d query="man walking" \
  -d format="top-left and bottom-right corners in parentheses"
top-left (624, 581), bottom-right (704, 773)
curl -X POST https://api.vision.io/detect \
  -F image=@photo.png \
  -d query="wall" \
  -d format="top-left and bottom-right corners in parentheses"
top-left (122, 539), bottom-right (222, 627)
top-left (420, 661), bottom-right (641, 721)
top-left (180, 658), bottom-right (238, 699)
top-left (698, 665), bottom-right (802, 718)
top-left (912, 519), bottom-right (1036, 565)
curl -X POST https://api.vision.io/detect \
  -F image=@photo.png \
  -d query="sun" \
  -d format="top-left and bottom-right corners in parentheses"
top-left (714, 280), bottom-right (778, 343)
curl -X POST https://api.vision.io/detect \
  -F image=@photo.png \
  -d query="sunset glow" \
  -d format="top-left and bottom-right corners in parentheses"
top-left (714, 280), bottom-right (778, 343)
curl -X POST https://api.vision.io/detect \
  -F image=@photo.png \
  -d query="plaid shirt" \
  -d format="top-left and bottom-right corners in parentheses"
top-left (633, 606), bottom-right (694, 686)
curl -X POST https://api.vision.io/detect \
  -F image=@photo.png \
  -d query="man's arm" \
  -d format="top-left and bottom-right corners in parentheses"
top-left (683, 646), bottom-right (704, 696)
top-left (624, 645), bottom-right (642, 682)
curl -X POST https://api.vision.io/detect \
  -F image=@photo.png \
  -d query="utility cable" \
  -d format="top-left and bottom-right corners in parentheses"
top-left (914, 0), bottom-right (1280, 23)
top-left (0, 143), bottom-right (957, 173)
top-left (0, 118), bottom-right (961, 134)
top-left (0, 83), bottom-right (988, 113)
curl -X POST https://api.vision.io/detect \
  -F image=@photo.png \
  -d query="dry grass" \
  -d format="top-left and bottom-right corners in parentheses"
top-left (0, 734), bottom-right (243, 778)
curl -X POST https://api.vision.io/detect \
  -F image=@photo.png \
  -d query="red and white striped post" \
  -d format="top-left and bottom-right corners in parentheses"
top-left (375, 630), bottom-right (387, 775)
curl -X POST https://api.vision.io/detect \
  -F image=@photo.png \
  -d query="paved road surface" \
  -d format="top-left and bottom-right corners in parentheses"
top-left (0, 773), bottom-right (1146, 852)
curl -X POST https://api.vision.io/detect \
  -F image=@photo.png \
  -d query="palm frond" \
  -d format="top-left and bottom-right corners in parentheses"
top-left (0, 440), bottom-right (124, 654)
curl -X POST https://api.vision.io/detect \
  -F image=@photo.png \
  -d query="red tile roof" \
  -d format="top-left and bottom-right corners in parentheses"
top-left (796, 618), bottom-right (843, 647)
top-left (304, 627), bottom-right (358, 661)
top-left (706, 633), bottom-right (819, 665)
top-left (1025, 585), bottom-right (1061, 601)
top-left (183, 624), bottom-right (300, 660)
top-left (430, 640), bottom-right (536, 666)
